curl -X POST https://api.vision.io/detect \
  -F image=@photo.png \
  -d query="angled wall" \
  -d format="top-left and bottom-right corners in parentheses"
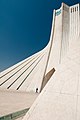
top-left (0, 46), bottom-right (50, 92)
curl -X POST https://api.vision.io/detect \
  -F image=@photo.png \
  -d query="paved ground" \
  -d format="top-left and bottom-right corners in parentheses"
top-left (0, 89), bottom-right (38, 117)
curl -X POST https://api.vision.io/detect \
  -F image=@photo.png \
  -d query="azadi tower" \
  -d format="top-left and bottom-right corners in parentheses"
top-left (0, 2), bottom-right (80, 120)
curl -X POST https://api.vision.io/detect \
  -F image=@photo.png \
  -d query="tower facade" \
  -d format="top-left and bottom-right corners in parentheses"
top-left (23, 3), bottom-right (80, 120)
top-left (0, 3), bottom-right (80, 94)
